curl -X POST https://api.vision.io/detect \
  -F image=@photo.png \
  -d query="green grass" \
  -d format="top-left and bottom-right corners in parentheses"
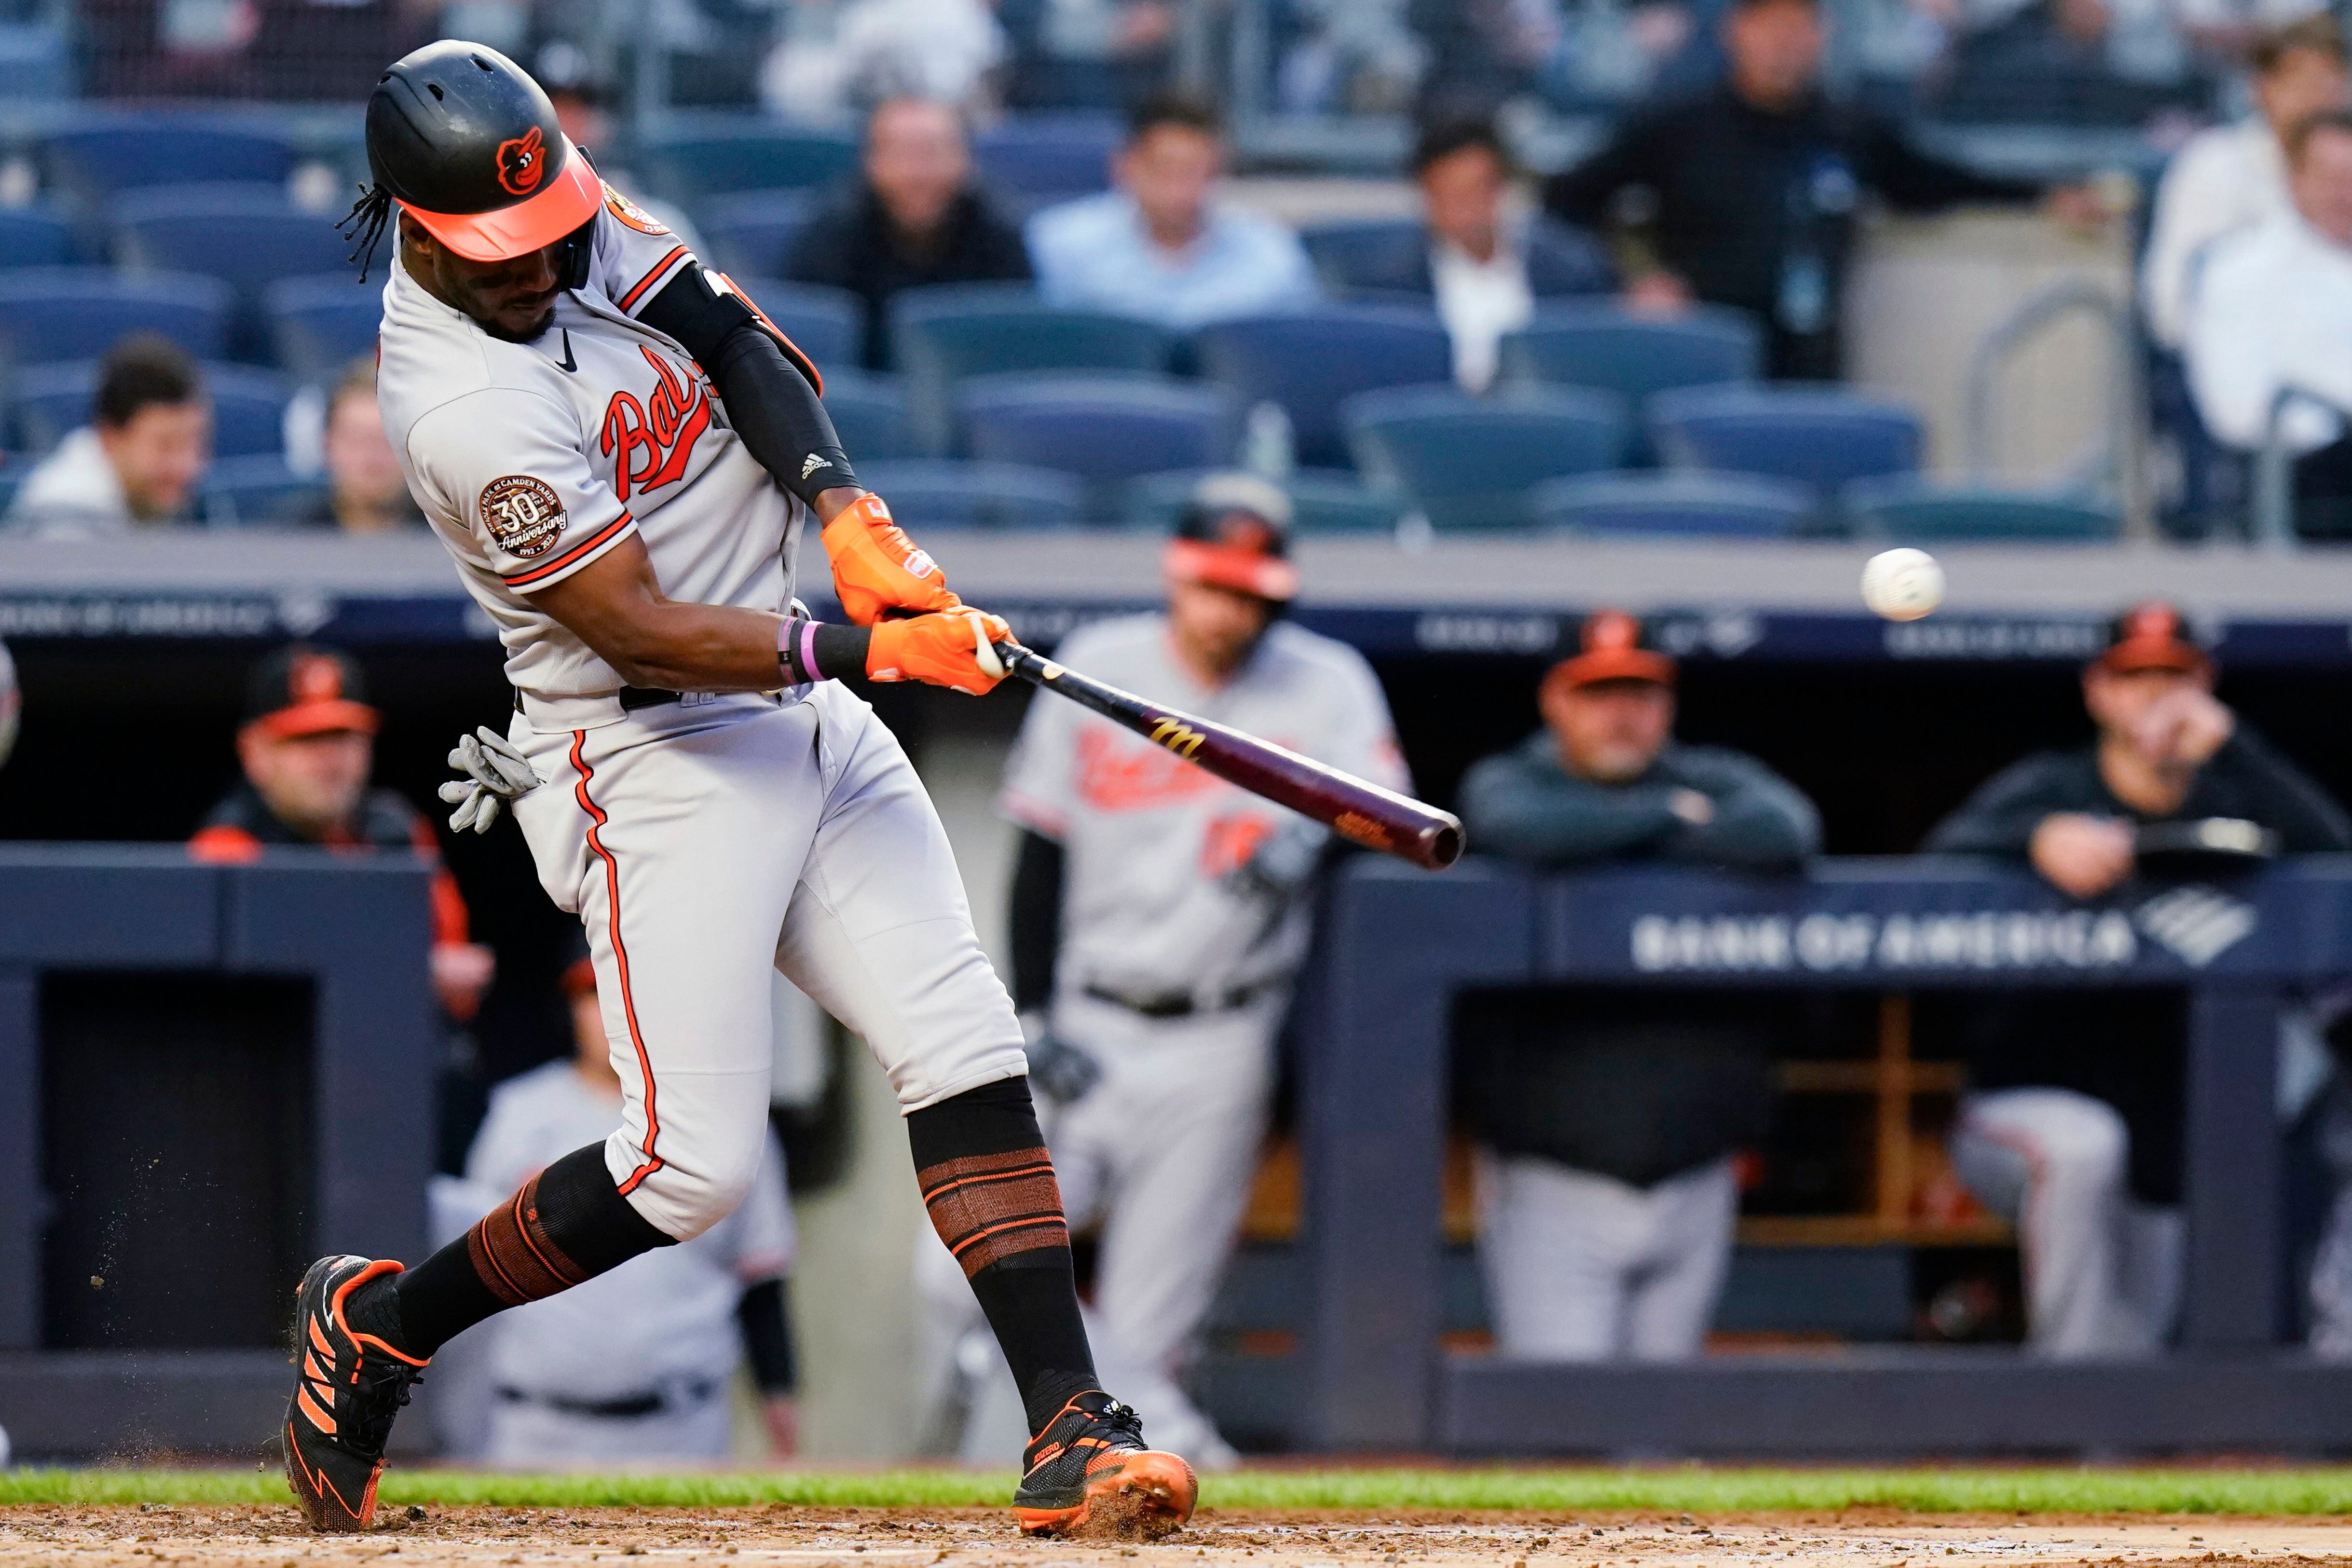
top-left (8, 1467), bottom-right (2352, 1515)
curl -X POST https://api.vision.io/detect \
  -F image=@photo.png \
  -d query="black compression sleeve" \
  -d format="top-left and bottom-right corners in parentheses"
top-left (736, 1277), bottom-right (797, 1394)
top-left (778, 617), bottom-right (871, 684)
top-left (638, 263), bottom-right (858, 504)
top-left (1009, 830), bottom-right (1065, 1013)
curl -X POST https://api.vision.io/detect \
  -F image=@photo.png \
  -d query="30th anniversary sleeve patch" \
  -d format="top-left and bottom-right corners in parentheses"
top-left (480, 475), bottom-right (567, 559)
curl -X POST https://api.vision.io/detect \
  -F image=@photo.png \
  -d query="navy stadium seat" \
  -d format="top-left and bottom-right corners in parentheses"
top-left (1651, 384), bottom-right (1923, 495)
top-left (1530, 470), bottom-right (1819, 537)
top-left (1841, 476), bottom-right (2122, 541)
top-left (114, 185), bottom-right (352, 361)
top-left (200, 454), bottom-right (326, 527)
top-left (728, 278), bottom-right (861, 371)
top-left (1192, 306), bottom-right (1452, 470)
top-left (42, 116), bottom-right (300, 203)
top-left (1298, 218), bottom-right (1424, 297)
top-left (857, 459), bottom-right (1088, 530)
top-left (0, 206), bottom-right (74, 270)
top-left (820, 371), bottom-right (917, 462)
top-left (1121, 466), bottom-right (1404, 534)
top-left (1496, 303), bottom-right (1763, 405)
top-left (1344, 385), bottom-right (1627, 531)
top-left (971, 114), bottom-right (1121, 205)
top-left (10, 360), bottom-right (290, 458)
top-left (696, 189), bottom-right (817, 278)
top-left (0, 269), bottom-right (231, 364)
top-left (639, 122), bottom-right (860, 201)
top-left (113, 186), bottom-right (348, 296)
top-left (891, 284), bottom-right (1174, 452)
top-left (265, 274), bottom-right (382, 382)
top-left (958, 372), bottom-right (1231, 518)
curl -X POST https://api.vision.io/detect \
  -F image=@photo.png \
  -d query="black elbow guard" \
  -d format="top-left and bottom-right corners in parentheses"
top-left (641, 261), bottom-right (858, 505)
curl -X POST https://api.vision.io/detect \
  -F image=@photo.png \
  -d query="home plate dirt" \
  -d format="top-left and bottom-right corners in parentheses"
top-left (0, 1509), bottom-right (2346, 1568)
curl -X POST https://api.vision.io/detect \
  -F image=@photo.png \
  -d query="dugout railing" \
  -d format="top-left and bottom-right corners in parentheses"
top-left (1293, 856), bottom-right (2352, 1455)
top-left (0, 846), bottom-right (436, 1459)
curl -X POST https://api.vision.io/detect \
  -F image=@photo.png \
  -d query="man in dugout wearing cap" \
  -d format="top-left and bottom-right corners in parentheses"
top-left (1456, 611), bottom-right (1819, 1360)
top-left (1927, 601), bottom-right (2351, 1356)
top-left (915, 473), bottom-right (1408, 1466)
top-left (191, 645), bottom-right (496, 1127)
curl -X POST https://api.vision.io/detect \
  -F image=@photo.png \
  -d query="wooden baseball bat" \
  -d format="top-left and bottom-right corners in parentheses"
top-left (993, 639), bottom-right (1464, 872)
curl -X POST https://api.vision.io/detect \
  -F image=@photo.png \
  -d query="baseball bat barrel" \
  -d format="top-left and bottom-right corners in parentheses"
top-left (994, 639), bottom-right (1463, 872)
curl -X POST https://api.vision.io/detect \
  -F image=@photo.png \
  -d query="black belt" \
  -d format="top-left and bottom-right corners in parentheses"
top-left (511, 687), bottom-right (690, 714)
top-left (495, 1379), bottom-right (716, 1419)
top-left (1083, 979), bottom-right (1283, 1019)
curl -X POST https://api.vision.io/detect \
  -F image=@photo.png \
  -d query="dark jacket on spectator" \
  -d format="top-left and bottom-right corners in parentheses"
top-left (1544, 83), bottom-right (2040, 378)
top-left (1924, 726), bottom-right (2352, 1204)
top-left (190, 780), bottom-right (471, 950)
top-left (1337, 215), bottom-right (1616, 302)
top-left (1455, 733), bottom-right (1820, 1187)
top-left (784, 182), bottom-right (1033, 370)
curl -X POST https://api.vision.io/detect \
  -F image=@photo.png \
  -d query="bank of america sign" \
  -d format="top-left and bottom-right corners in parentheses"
top-left (1628, 887), bottom-right (2257, 975)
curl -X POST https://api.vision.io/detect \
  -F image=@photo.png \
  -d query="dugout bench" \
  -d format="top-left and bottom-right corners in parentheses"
top-left (1293, 856), bottom-right (2352, 1455)
top-left (0, 846), bottom-right (437, 1458)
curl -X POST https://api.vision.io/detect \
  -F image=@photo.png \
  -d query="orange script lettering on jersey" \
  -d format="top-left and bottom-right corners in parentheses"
top-left (1074, 726), bottom-right (1220, 811)
top-left (601, 346), bottom-right (713, 503)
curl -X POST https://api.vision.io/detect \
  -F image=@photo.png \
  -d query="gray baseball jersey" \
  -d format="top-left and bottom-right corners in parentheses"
top-left (377, 186), bottom-right (805, 705)
top-left (1000, 614), bottom-right (1406, 1003)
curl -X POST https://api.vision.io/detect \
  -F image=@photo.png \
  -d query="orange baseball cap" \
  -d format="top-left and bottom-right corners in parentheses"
top-left (1163, 472), bottom-right (1300, 602)
top-left (244, 644), bottom-right (379, 740)
top-left (2098, 600), bottom-right (2209, 676)
top-left (1547, 609), bottom-right (1676, 692)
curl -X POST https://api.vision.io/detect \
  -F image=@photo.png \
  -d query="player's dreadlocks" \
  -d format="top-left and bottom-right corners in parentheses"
top-left (337, 183), bottom-right (395, 283)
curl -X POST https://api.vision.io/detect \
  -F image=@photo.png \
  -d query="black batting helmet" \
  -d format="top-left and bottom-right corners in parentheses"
top-left (344, 41), bottom-right (602, 273)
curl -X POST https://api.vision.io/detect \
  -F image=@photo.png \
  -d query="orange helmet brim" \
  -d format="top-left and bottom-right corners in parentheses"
top-left (398, 148), bottom-right (602, 263)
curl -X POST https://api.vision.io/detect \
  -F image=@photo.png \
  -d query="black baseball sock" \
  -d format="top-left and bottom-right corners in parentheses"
top-left (907, 1076), bottom-right (1100, 1438)
top-left (347, 1143), bottom-right (675, 1358)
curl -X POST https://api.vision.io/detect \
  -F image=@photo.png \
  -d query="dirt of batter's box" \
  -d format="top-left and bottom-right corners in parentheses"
top-left (1, 1506), bottom-right (2346, 1568)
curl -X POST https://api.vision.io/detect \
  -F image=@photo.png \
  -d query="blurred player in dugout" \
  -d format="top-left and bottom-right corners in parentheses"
top-left (432, 940), bottom-right (797, 1465)
top-left (1457, 613), bottom-right (1819, 1360)
top-left (189, 644), bottom-right (493, 1029)
top-left (1927, 601), bottom-right (2352, 1356)
top-left (919, 474), bottom-right (1407, 1467)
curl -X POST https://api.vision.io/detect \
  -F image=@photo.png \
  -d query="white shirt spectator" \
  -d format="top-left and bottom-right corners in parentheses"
top-left (7, 428), bottom-right (136, 538)
top-left (2185, 211), bottom-right (2352, 451)
top-left (2142, 119), bottom-right (2293, 349)
top-left (1430, 235), bottom-right (1535, 392)
top-left (1026, 191), bottom-right (1320, 331)
top-left (463, 1060), bottom-right (794, 1461)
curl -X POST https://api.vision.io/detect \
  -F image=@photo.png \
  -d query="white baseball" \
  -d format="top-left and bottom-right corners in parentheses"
top-left (1860, 547), bottom-right (1944, 621)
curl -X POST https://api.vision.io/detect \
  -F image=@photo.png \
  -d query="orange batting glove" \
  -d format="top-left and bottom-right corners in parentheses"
top-left (821, 492), bottom-right (963, 626)
top-left (867, 609), bottom-right (1012, 696)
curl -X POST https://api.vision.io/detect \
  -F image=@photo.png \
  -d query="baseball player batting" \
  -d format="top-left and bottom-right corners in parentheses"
top-left (282, 43), bottom-right (1191, 1540)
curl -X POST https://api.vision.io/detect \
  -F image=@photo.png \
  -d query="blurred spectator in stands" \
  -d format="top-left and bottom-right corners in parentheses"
top-left (1277, 0), bottom-right (1428, 114)
top-left (2185, 109), bottom-right (2352, 536)
top-left (189, 644), bottom-right (493, 1026)
top-left (2143, 16), bottom-right (2346, 349)
top-left (999, 0), bottom-right (1174, 110)
top-left (455, 941), bottom-right (797, 1464)
top-left (1026, 93), bottom-right (1321, 330)
top-left (1545, 0), bottom-right (2101, 378)
top-left (761, 0), bottom-right (1006, 125)
top-left (1926, 601), bottom-right (2351, 1356)
top-left (1455, 612), bottom-right (1818, 1361)
top-left (1342, 118), bottom-right (1613, 390)
top-left (786, 97), bottom-right (1033, 369)
top-left (1935, 0), bottom-right (2208, 126)
top-left (1410, 0), bottom-right (1552, 119)
top-left (7, 336), bottom-right (210, 539)
top-left (298, 360), bottom-right (423, 533)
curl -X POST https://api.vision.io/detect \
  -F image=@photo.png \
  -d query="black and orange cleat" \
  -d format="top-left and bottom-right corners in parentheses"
top-left (282, 1255), bottom-right (427, 1533)
top-left (1012, 1392), bottom-right (1197, 1540)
